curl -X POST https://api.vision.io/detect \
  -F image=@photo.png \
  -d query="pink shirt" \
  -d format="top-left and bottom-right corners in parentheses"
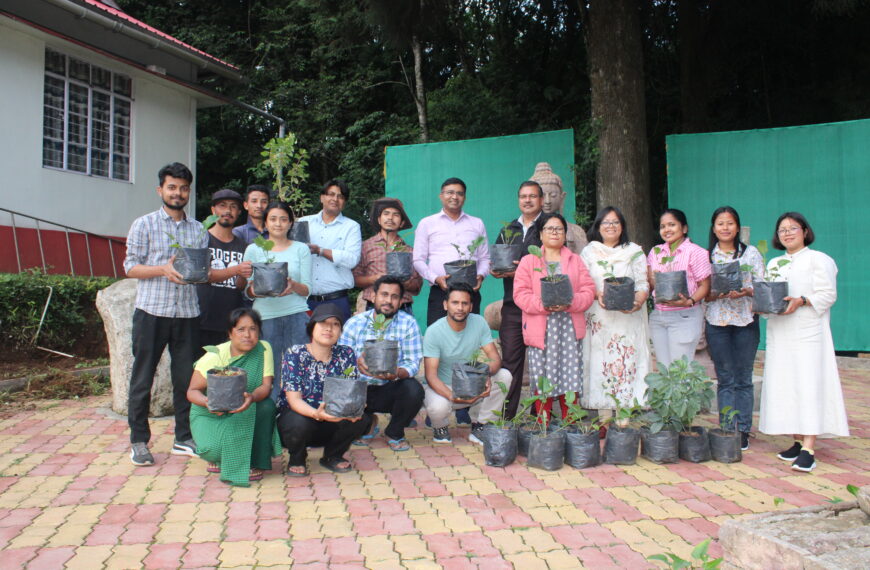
top-left (412, 210), bottom-right (490, 284)
top-left (646, 237), bottom-right (711, 312)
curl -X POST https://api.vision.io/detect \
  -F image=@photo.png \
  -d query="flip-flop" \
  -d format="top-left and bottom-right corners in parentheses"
top-left (352, 426), bottom-right (380, 446)
top-left (387, 438), bottom-right (411, 452)
top-left (206, 462), bottom-right (220, 473)
top-left (286, 465), bottom-right (309, 477)
top-left (319, 456), bottom-right (352, 473)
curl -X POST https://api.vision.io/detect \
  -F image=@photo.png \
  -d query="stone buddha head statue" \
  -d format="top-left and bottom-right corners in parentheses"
top-left (529, 162), bottom-right (566, 216)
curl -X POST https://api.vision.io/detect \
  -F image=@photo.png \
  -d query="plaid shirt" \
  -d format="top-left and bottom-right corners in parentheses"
top-left (353, 234), bottom-right (422, 304)
top-left (124, 208), bottom-right (207, 318)
top-left (339, 309), bottom-right (423, 386)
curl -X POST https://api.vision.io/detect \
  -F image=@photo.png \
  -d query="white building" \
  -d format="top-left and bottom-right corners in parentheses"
top-left (0, 0), bottom-right (243, 276)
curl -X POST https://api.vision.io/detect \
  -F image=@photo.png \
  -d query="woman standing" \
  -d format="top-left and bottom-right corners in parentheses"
top-left (243, 202), bottom-right (312, 401)
top-left (647, 209), bottom-right (712, 366)
top-left (277, 303), bottom-right (372, 476)
top-left (704, 207), bottom-right (764, 451)
top-left (580, 207), bottom-right (651, 410)
top-left (514, 213), bottom-right (596, 420)
top-left (759, 212), bottom-right (848, 473)
top-left (188, 308), bottom-right (282, 486)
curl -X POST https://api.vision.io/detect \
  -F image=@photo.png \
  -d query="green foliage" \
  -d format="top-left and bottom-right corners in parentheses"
top-left (201, 345), bottom-right (243, 373)
top-left (342, 366), bottom-right (356, 378)
top-left (527, 245), bottom-right (561, 282)
top-left (652, 245), bottom-right (677, 271)
top-left (597, 251), bottom-right (643, 280)
top-left (649, 538), bottom-right (722, 569)
top-left (253, 133), bottom-right (310, 214)
top-left (607, 393), bottom-right (644, 429)
top-left (644, 357), bottom-right (715, 433)
top-left (167, 214), bottom-right (219, 249)
top-left (499, 222), bottom-right (521, 245)
top-left (847, 484), bottom-right (860, 498)
top-left (451, 236), bottom-right (485, 265)
top-left (756, 240), bottom-right (791, 281)
top-left (0, 270), bottom-right (116, 351)
top-left (773, 497), bottom-right (785, 507)
top-left (253, 235), bottom-right (276, 263)
top-left (718, 405), bottom-right (741, 434)
top-left (368, 312), bottom-right (393, 341)
top-left (563, 391), bottom-right (603, 433)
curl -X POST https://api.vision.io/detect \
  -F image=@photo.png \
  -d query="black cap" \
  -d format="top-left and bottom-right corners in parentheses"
top-left (310, 303), bottom-right (345, 325)
top-left (211, 188), bottom-right (243, 206)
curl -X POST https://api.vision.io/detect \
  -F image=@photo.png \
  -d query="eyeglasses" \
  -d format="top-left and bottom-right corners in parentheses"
top-left (601, 221), bottom-right (621, 227)
top-left (441, 190), bottom-right (465, 197)
top-left (777, 226), bottom-right (802, 236)
top-left (541, 226), bottom-right (565, 234)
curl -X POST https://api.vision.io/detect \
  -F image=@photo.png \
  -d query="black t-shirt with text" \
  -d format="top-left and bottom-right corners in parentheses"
top-left (197, 233), bottom-right (247, 331)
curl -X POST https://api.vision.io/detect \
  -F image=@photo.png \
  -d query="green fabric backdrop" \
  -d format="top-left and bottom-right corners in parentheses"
top-left (667, 119), bottom-right (869, 351)
top-left (385, 129), bottom-right (575, 334)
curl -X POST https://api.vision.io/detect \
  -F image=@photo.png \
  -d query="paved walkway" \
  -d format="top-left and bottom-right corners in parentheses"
top-left (0, 365), bottom-right (867, 569)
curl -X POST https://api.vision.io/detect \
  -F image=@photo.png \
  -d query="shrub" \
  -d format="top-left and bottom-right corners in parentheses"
top-left (0, 269), bottom-right (117, 351)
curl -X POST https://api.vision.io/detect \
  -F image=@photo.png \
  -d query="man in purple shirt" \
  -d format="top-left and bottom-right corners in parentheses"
top-left (413, 177), bottom-right (490, 326)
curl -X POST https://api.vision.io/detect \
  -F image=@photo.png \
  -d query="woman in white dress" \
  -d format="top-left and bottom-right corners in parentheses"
top-left (580, 207), bottom-right (651, 412)
top-left (759, 212), bottom-right (849, 473)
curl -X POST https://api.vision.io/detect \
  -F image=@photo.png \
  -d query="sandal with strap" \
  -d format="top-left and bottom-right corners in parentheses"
top-left (387, 438), bottom-right (411, 452)
top-left (249, 469), bottom-right (264, 481)
top-left (206, 462), bottom-right (220, 473)
top-left (286, 464), bottom-right (309, 477)
top-left (352, 426), bottom-right (380, 446)
top-left (319, 456), bottom-right (353, 473)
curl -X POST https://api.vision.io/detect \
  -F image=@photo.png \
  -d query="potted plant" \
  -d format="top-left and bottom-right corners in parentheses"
top-left (527, 245), bottom-right (574, 307)
top-left (322, 365), bottom-right (368, 418)
top-left (362, 313), bottom-right (399, 376)
top-left (444, 236), bottom-right (485, 288)
top-left (289, 219), bottom-right (310, 243)
top-left (597, 251), bottom-right (643, 311)
top-left (451, 347), bottom-right (490, 400)
top-left (603, 394), bottom-right (643, 465)
top-left (651, 244), bottom-right (689, 302)
top-left (710, 260), bottom-right (744, 296)
top-left (641, 362), bottom-right (690, 464)
top-left (708, 406), bottom-right (742, 463)
top-left (168, 214), bottom-right (218, 284)
top-left (202, 344), bottom-right (248, 412)
top-left (752, 239), bottom-right (791, 314)
top-left (249, 235), bottom-right (290, 297)
top-left (481, 380), bottom-right (530, 467)
top-left (515, 376), bottom-right (553, 457)
top-left (656, 356), bottom-right (716, 463)
top-left (379, 236), bottom-right (413, 281)
top-left (523, 377), bottom-right (567, 471)
top-left (562, 392), bottom-right (603, 469)
top-left (490, 223), bottom-right (524, 273)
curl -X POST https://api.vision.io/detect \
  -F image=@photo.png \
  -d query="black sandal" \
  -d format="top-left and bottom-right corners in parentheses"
top-left (319, 456), bottom-right (352, 473)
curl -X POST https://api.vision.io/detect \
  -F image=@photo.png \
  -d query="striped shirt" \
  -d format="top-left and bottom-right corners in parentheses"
top-left (339, 309), bottom-right (423, 386)
top-left (124, 208), bottom-right (208, 318)
top-left (647, 237), bottom-right (711, 312)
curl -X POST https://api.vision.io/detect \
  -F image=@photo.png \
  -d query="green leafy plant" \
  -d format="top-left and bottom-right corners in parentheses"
top-left (467, 347), bottom-right (492, 366)
top-left (490, 380), bottom-right (536, 428)
top-left (342, 365), bottom-right (356, 378)
top-left (773, 497), bottom-right (785, 507)
top-left (201, 345), bottom-right (243, 375)
top-left (757, 239), bottom-right (791, 281)
top-left (253, 235), bottom-right (276, 263)
top-left (517, 375), bottom-right (557, 435)
top-left (649, 538), bottom-right (722, 569)
top-left (718, 405), bottom-right (740, 434)
top-left (368, 313), bottom-right (393, 341)
top-left (563, 391), bottom-right (604, 434)
top-left (652, 243), bottom-right (679, 271)
top-left (167, 214), bottom-right (219, 249)
top-left (847, 484), bottom-right (860, 498)
top-left (596, 251), bottom-right (643, 280)
top-left (257, 132), bottom-right (310, 215)
top-left (643, 357), bottom-right (714, 434)
top-left (607, 393), bottom-right (644, 429)
top-left (450, 236), bottom-right (485, 266)
top-left (499, 222), bottom-right (521, 245)
top-left (527, 245), bottom-right (561, 282)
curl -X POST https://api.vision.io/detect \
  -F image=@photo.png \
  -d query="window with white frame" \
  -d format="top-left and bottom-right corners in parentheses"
top-left (43, 48), bottom-right (132, 181)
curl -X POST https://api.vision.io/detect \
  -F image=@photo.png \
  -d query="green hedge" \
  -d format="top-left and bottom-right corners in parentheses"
top-left (0, 270), bottom-right (117, 351)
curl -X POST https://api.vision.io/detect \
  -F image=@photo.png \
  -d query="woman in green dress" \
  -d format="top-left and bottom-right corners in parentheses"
top-left (187, 308), bottom-right (282, 486)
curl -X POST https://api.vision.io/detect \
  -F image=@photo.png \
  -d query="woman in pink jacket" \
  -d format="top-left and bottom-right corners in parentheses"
top-left (514, 213), bottom-right (596, 421)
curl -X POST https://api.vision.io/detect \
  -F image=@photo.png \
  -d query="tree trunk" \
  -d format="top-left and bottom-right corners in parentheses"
top-left (584, 0), bottom-right (655, 249)
top-left (678, 0), bottom-right (710, 133)
top-left (411, 34), bottom-right (429, 143)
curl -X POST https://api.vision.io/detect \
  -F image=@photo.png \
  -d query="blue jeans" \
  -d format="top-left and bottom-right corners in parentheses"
top-left (705, 318), bottom-right (760, 432)
top-left (261, 311), bottom-right (310, 401)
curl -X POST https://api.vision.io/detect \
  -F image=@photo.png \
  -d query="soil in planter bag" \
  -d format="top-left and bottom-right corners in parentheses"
top-left (604, 427), bottom-right (640, 465)
top-left (251, 262), bottom-right (288, 297)
top-left (711, 261), bottom-right (742, 296)
top-left (654, 270), bottom-right (689, 303)
top-left (363, 339), bottom-right (399, 376)
top-left (564, 427), bottom-right (601, 469)
top-left (174, 247), bottom-right (211, 284)
top-left (386, 251), bottom-right (413, 281)
top-left (451, 362), bottom-right (489, 400)
top-left (603, 277), bottom-right (635, 311)
top-left (708, 428), bottom-right (742, 463)
top-left (640, 428), bottom-right (679, 464)
top-left (752, 281), bottom-right (789, 314)
top-left (490, 243), bottom-right (523, 273)
top-left (322, 376), bottom-right (369, 418)
top-left (679, 426), bottom-right (712, 463)
top-left (541, 274), bottom-right (574, 307)
top-left (517, 424), bottom-right (536, 457)
top-left (444, 260), bottom-right (478, 289)
top-left (206, 367), bottom-right (248, 412)
top-left (482, 425), bottom-right (518, 467)
top-left (290, 220), bottom-right (310, 243)
top-left (527, 430), bottom-right (566, 471)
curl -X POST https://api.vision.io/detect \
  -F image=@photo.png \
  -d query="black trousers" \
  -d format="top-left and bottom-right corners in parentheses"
top-left (128, 309), bottom-right (198, 443)
top-left (499, 300), bottom-right (527, 419)
top-left (365, 378), bottom-right (425, 440)
top-left (426, 286), bottom-right (482, 326)
top-left (277, 407), bottom-right (372, 466)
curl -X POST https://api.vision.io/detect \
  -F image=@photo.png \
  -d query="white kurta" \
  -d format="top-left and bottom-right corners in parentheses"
top-left (759, 247), bottom-right (849, 437)
top-left (580, 241), bottom-right (652, 408)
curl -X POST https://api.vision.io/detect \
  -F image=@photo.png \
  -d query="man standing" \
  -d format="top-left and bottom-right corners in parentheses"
top-left (197, 189), bottom-right (253, 347)
top-left (354, 198), bottom-right (422, 314)
top-left (232, 184), bottom-right (271, 244)
top-left (339, 276), bottom-right (424, 451)
top-left (413, 178), bottom-right (490, 326)
top-left (491, 181), bottom-right (544, 418)
top-left (124, 162), bottom-right (205, 466)
top-left (422, 284), bottom-right (510, 445)
top-left (299, 180), bottom-right (362, 323)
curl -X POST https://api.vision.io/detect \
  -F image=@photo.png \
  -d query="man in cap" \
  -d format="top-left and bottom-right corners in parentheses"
top-left (197, 189), bottom-right (253, 348)
top-left (353, 197), bottom-right (422, 314)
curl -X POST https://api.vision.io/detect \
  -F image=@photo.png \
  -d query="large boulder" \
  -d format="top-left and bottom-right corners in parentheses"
top-left (95, 279), bottom-right (174, 416)
top-left (484, 299), bottom-right (503, 331)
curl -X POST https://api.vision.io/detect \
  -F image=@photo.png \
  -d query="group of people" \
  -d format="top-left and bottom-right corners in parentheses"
top-left (123, 161), bottom-right (848, 485)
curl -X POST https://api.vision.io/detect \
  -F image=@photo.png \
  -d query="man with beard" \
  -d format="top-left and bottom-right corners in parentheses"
top-left (353, 197), bottom-right (422, 314)
top-left (196, 189), bottom-right (254, 348)
top-left (232, 184), bottom-right (271, 244)
top-left (339, 276), bottom-right (424, 451)
top-left (422, 284), bottom-right (510, 445)
top-left (123, 162), bottom-right (207, 466)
